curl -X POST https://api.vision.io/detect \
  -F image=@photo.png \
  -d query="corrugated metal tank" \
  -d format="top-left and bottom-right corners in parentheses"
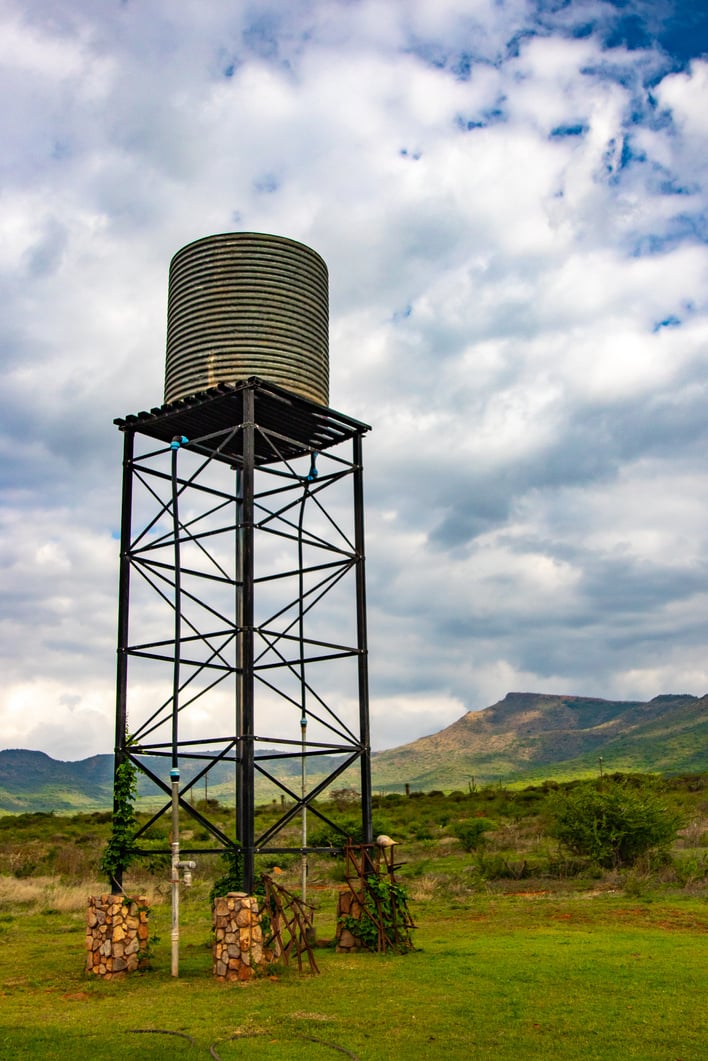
top-left (164, 232), bottom-right (329, 406)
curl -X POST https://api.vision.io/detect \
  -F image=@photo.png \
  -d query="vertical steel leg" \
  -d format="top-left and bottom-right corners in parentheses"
top-left (353, 434), bottom-right (373, 845)
top-left (111, 428), bottom-right (134, 891)
top-left (237, 388), bottom-right (256, 892)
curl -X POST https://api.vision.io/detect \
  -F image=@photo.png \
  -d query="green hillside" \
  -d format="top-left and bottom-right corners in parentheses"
top-left (1, 691), bottom-right (706, 810)
top-left (370, 691), bottom-right (708, 790)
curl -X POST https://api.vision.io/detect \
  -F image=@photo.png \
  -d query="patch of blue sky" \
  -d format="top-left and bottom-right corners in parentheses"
top-left (506, 28), bottom-right (541, 60)
top-left (630, 213), bottom-right (708, 257)
top-left (652, 315), bottom-right (682, 332)
top-left (451, 52), bottom-right (474, 79)
top-left (455, 107), bottom-right (506, 133)
top-left (587, 0), bottom-right (706, 69)
top-left (253, 173), bottom-right (279, 195)
top-left (549, 123), bottom-right (588, 140)
top-left (599, 133), bottom-right (661, 185)
top-left (242, 14), bottom-right (281, 62)
top-left (655, 177), bottom-right (699, 197)
top-left (604, 12), bottom-right (654, 53)
top-left (391, 305), bottom-right (412, 324)
top-left (580, 59), bottom-right (649, 91)
top-left (407, 36), bottom-right (504, 74)
top-left (217, 41), bottom-right (241, 79)
top-left (645, 91), bottom-right (676, 129)
top-left (657, 5), bottom-right (708, 65)
top-left (620, 135), bottom-right (646, 169)
top-left (527, 0), bottom-right (708, 67)
top-left (405, 39), bottom-right (449, 70)
top-left (450, 50), bottom-right (501, 79)
top-left (616, 157), bottom-right (699, 200)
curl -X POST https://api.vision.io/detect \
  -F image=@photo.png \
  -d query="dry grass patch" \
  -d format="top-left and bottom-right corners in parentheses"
top-left (0, 874), bottom-right (164, 912)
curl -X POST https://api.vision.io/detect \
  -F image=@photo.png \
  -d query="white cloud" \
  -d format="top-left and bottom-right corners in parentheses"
top-left (656, 59), bottom-right (708, 140)
top-left (1, 0), bottom-right (707, 759)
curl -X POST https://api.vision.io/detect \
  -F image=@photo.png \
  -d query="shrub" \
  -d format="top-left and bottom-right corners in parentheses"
top-left (330, 787), bottom-right (360, 809)
top-left (547, 779), bottom-right (682, 869)
top-left (453, 817), bottom-right (495, 852)
top-left (308, 819), bottom-right (364, 850)
top-left (473, 853), bottom-right (530, 880)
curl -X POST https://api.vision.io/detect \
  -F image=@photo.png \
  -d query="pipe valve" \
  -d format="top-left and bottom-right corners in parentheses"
top-left (177, 859), bottom-right (196, 886)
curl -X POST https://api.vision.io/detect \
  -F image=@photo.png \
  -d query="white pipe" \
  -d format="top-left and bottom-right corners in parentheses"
top-left (171, 770), bottom-right (180, 977)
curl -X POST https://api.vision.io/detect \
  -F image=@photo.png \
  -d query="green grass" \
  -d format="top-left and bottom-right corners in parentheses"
top-left (0, 886), bottom-right (706, 1060)
top-left (0, 775), bottom-right (706, 1059)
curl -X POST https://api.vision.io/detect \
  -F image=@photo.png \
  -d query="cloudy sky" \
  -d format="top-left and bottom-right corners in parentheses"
top-left (1, 0), bottom-right (708, 760)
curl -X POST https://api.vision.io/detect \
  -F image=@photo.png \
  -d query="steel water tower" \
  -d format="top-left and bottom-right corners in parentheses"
top-left (112, 233), bottom-right (372, 894)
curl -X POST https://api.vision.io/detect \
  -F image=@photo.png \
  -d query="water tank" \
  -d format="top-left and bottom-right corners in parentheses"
top-left (164, 232), bottom-right (329, 406)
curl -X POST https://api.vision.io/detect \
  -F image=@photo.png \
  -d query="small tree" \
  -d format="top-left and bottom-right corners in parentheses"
top-left (548, 779), bottom-right (681, 869)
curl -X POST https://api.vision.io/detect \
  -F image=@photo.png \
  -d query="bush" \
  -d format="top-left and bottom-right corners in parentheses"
top-left (453, 817), bottom-right (495, 852)
top-left (308, 819), bottom-right (364, 849)
top-left (548, 779), bottom-right (682, 869)
top-left (473, 853), bottom-right (530, 880)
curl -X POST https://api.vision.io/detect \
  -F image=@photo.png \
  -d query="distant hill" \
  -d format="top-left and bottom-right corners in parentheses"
top-left (0, 749), bottom-right (115, 812)
top-left (371, 691), bottom-right (708, 791)
top-left (0, 747), bottom-right (343, 813)
top-left (1, 691), bottom-right (706, 811)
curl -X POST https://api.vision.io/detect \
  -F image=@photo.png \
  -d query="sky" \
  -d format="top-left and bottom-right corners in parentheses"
top-left (1, 0), bottom-right (708, 760)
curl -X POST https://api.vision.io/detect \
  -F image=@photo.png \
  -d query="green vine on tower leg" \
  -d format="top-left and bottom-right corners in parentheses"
top-left (100, 734), bottom-right (139, 893)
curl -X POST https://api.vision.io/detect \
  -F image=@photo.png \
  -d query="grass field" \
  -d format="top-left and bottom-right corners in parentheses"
top-left (0, 776), bottom-right (706, 1059)
top-left (0, 879), bottom-right (706, 1060)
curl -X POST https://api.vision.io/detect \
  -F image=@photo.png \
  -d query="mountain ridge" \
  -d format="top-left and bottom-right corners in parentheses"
top-left (370, 691), bottom-right (707, 789)
top-left (1, 690), bottom-right (706, 810)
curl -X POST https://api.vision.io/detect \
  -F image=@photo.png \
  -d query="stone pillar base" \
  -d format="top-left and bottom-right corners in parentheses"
top-left (86, 895), bottom-right (149, 979)
top-left (213, 892), bottom-right (266, 981)
top-left (336, 889), bottom-right (363, 952)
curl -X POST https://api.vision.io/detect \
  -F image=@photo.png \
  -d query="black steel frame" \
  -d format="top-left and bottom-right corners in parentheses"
top-left (112, 377), bottom-right (372, 892)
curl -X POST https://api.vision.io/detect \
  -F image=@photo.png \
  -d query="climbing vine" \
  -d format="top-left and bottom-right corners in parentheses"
top-left (340, 874), bottom-right (414, 954)
top-left (209, 844), bottom-right (244, 902)
top-left (100, 747), bottom-right (139, 888)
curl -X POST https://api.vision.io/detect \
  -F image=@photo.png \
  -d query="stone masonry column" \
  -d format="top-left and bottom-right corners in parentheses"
top-left (336, 888), bottom-right (364, 953)
top-left (213, 892), bottom-right (266, 981)
top-left (86, 894), bottom-right (149, 978)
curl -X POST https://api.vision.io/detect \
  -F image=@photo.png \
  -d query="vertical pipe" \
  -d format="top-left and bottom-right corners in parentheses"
top-left (170, 441), bottom-right (182, 976)
top-left (171, 442), bottom-right (182, 771)
top-left (170, 768), bottom-right (180, 977)
top-left (237, 386), bottom-right (256, 893)
top-left (111, 428), bottom-right (134, 892)
top-left (353, 433), bottom-right (373, 845)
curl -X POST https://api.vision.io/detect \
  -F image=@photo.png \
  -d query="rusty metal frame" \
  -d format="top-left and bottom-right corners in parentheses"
top-left (341, 842), bottom-right (415, 953)
top-left (261, 875), bottom-right (319, 974)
